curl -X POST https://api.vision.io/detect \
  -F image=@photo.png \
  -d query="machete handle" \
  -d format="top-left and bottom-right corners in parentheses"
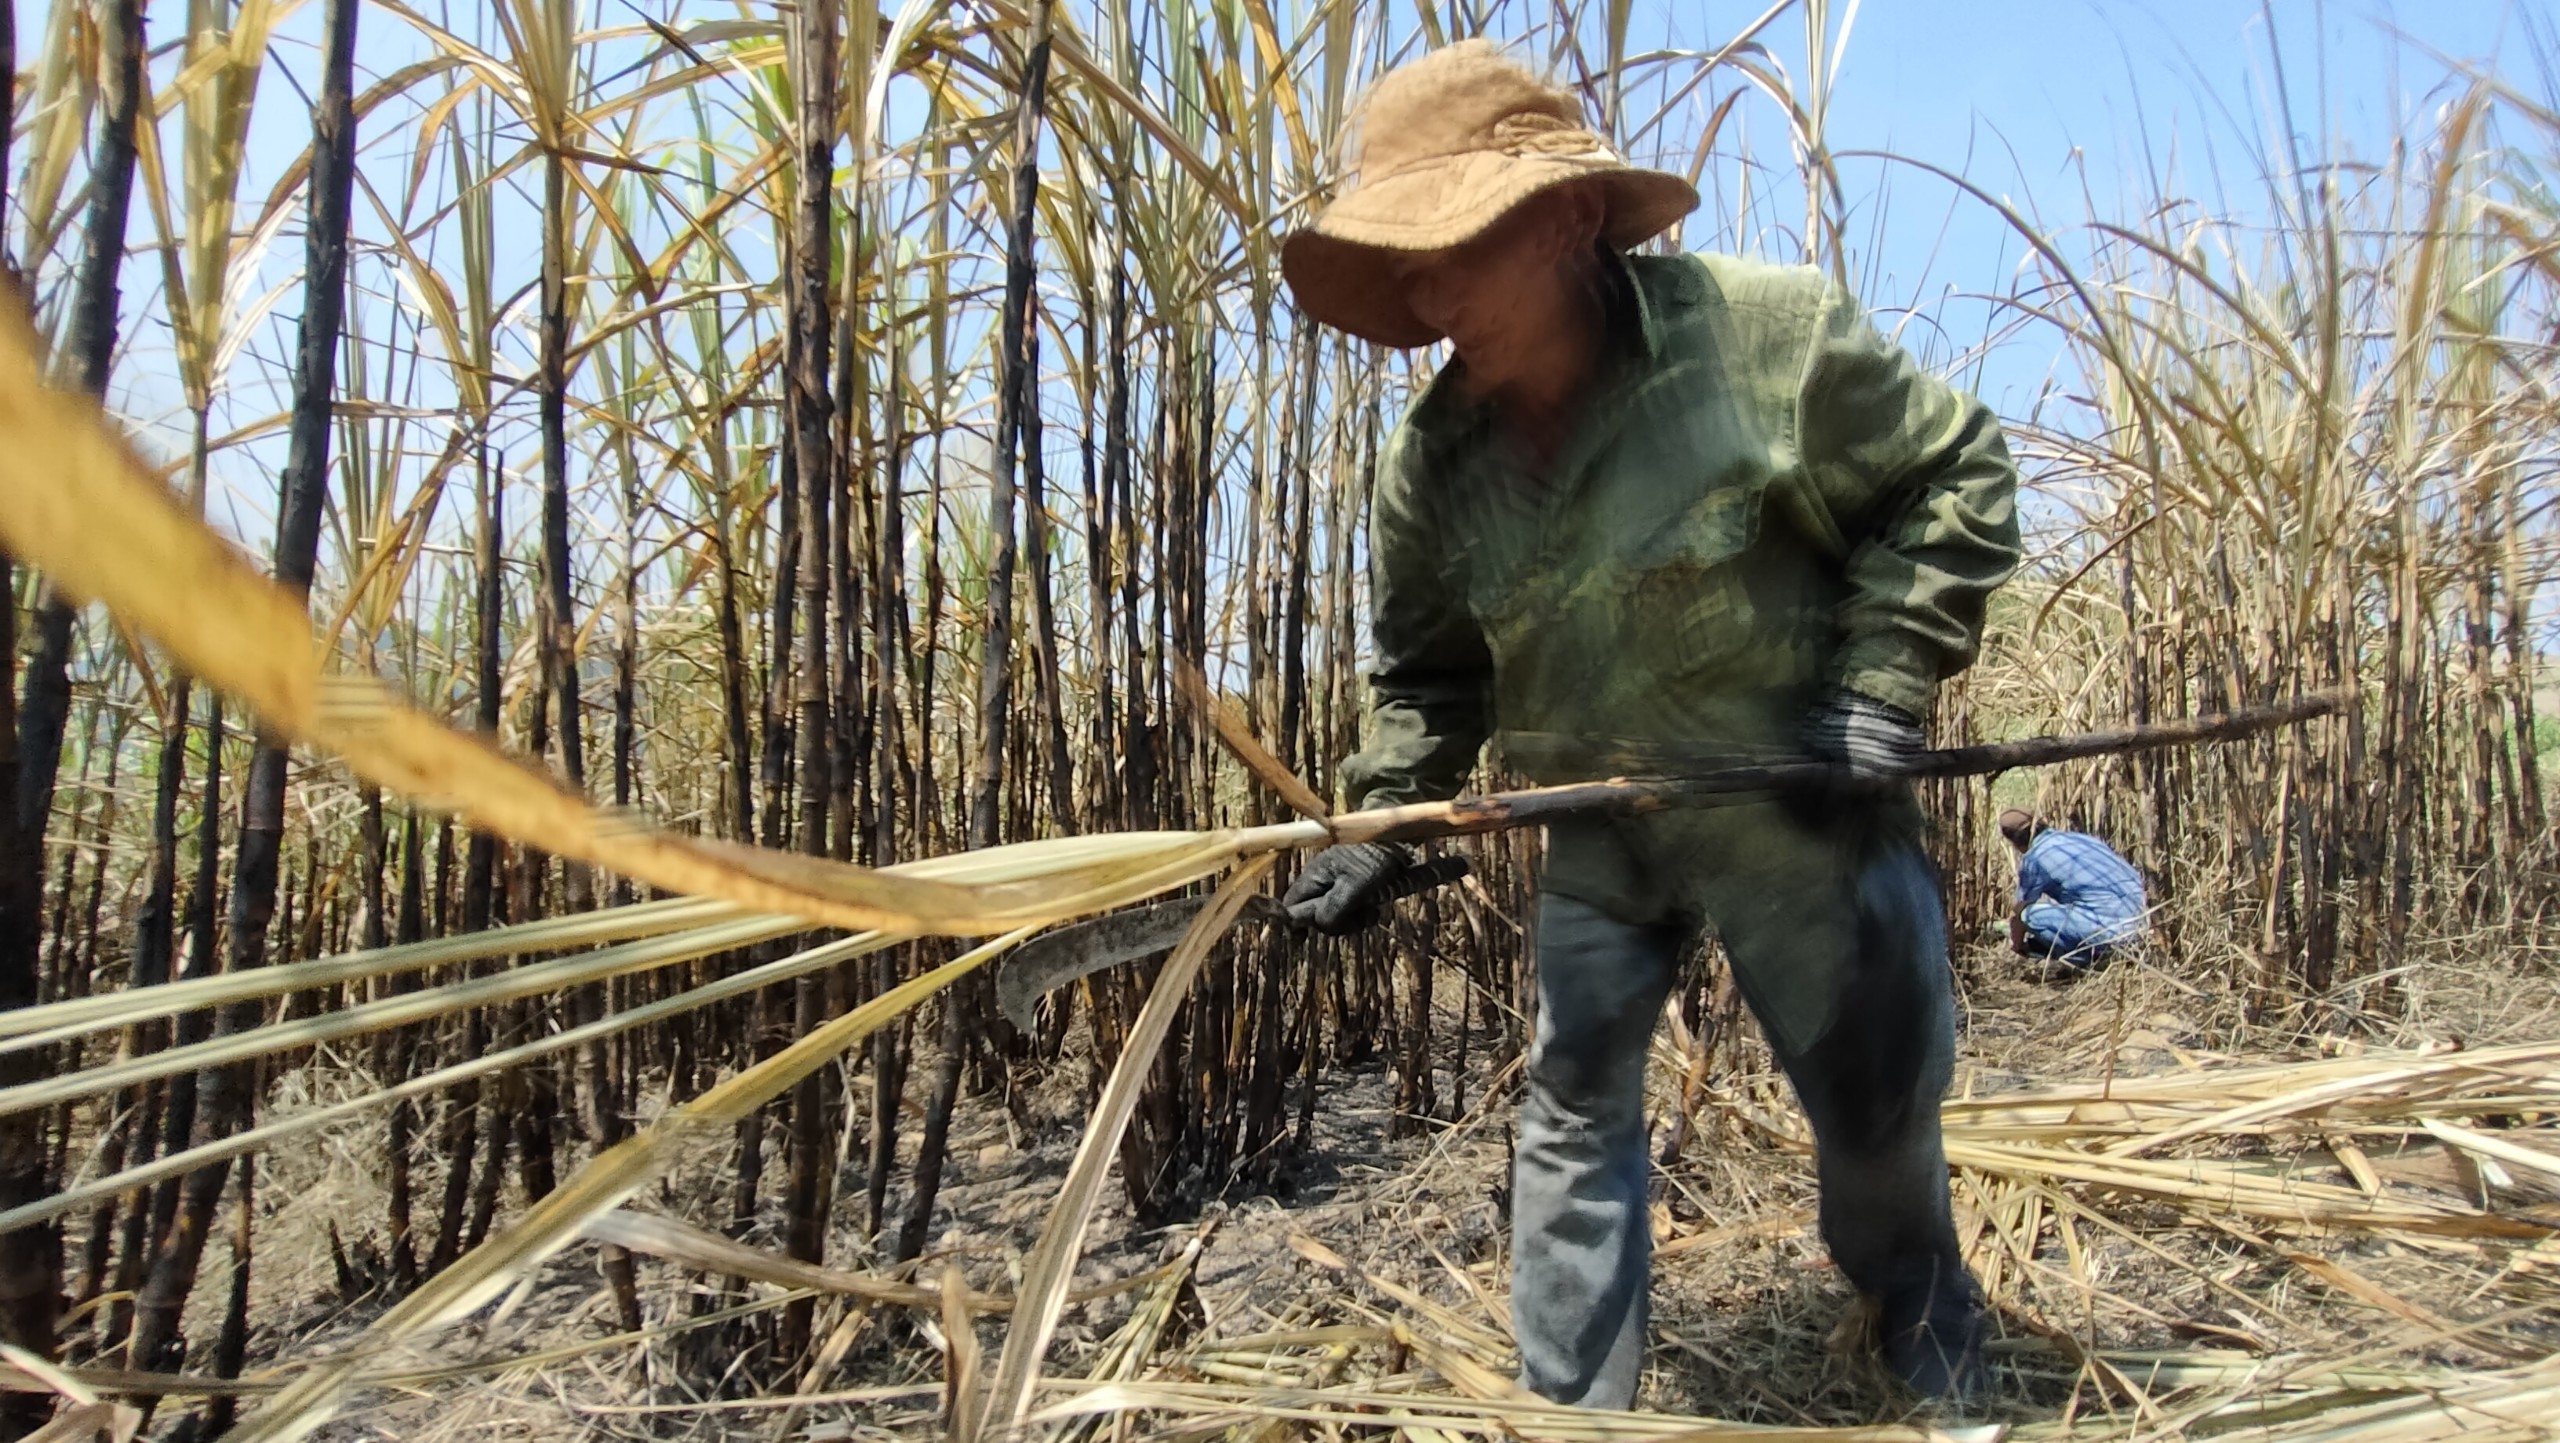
top-left (1381, 852), bottom-right (1471, 904)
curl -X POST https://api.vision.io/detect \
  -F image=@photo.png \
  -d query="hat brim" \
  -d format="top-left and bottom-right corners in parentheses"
top-left (1281, 155), bottom-right (1700, 347)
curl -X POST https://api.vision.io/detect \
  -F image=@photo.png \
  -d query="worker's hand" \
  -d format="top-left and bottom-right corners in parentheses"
top-left (1802, 688), bottom-right (1927, 783)
top-left (1281, 841), bottom-right (1417, 936)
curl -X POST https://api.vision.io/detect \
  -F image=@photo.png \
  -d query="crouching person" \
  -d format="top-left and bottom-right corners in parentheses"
top-left (1999, 809), bottom-right (2148, 975)
top-left (1272, 42), bottom-right (2023, 1410)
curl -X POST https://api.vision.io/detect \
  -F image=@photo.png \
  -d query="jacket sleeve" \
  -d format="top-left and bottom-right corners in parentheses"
top-left (1338, 429), bottom-right (1493, 810)
top-left (1796, 286), bottom-right (2023, 719)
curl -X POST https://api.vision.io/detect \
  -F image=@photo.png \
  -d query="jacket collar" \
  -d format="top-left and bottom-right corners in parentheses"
top-left (1404, 248), bottom-right (1666, 457)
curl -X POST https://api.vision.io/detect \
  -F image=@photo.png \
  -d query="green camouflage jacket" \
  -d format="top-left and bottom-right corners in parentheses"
top-left (1337, 253), bottom-right (2019, 1050)
top-left (1343, 250), bottom-right (2021, 810)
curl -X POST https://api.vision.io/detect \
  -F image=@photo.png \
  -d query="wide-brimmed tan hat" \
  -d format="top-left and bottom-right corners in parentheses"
top-left (1281, 41), bottom-right (1700, 348)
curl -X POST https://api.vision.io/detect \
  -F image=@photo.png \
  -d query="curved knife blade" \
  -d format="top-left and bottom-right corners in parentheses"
top-left (997, 894), bottom-right (1281, 1031)
top-left (993, 855), bottom-right (1469, 1031)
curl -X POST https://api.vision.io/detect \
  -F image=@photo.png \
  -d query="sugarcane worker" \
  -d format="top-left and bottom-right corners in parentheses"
top-left (1998, 809), bottom-right (2147, 973)
top-left (1274, 44), bottom-right (2023, 1409)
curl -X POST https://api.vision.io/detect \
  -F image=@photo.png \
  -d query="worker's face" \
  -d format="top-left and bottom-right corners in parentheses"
top-left (1394, 187), bottom-right (1601, 387)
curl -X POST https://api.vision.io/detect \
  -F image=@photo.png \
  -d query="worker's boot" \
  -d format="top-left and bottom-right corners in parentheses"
top-left (1876, 1265), bottom-right (1987, 1404)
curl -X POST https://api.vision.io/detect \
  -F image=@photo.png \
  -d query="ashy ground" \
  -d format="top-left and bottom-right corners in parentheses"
top-left (161, 935), bottom-right (2560, 1442)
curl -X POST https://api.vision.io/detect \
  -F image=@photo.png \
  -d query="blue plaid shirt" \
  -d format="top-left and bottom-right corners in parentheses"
top-left (2017, 830), bottom-right (2146, 953)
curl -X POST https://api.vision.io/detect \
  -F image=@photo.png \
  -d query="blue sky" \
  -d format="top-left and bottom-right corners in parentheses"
top-left (1828, 0), bottom-right (2521, 189)
top-left (104, 0), bottom-right (2543, 412)
top-left (1730, 0), bottom-right (2534, 412)
top-left (56, 0), bottom-right (2546, 573)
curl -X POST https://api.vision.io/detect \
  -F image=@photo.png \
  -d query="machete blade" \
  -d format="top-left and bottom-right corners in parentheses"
top-left (993, 856), bottom-right (1469, 1031)
top-left (998, 895), bottom-right (1275, 1031)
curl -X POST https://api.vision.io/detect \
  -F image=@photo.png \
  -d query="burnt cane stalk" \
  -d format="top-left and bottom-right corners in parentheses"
top-left (429, 451), bottom-right (504, 1280)
top-left (532, 129), bottom-right (636, 1329)
top-left (1023, 322), bottom-right (1074, 834)
top-left (120, 697), bottom-right (222, 1358)
top-left (901, 0), bottom-right (1053, 1264)
top-left (782, 0), bottom-right (838, 1357)
top-left (385, 810), bottom-right (423, 1291)
top-left (129, 0), bottom-right (357, 1380)
top-left (0, 0), bottom-right (144, 1406)
top-left (736, 321), bottom-right (803, 1244)
top-left (1320, 693), bottom-right (2353, 851)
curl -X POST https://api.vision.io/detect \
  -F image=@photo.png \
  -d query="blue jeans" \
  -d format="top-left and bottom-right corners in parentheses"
top-left (1511, 837), bottom-right (1964, 1408)
top-left (2020, 900), bottom-right (2128, 967)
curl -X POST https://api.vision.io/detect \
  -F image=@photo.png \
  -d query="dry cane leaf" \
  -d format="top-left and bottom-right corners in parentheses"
top-left (582, 1210), bottom-right (955, 1311)
top-left (0, 1344), bottom-right (143, 1443)
top-left (2420, 1119), bottom-right (2560, 1185)
top-left (942, 1260), bottom-right (982, 1442)
top-left (2274, 1246), bottom-right (2538, 1361)
top-left (1287, 1233), bottom-right (1351, 1273)
top-left (222, 925), bottom-right (1046, 1443)
top-left (0, 896), bottom-right (733, 1047)
top-left (577, 1210), bottom-right (1182, 1319)
top-left (2328, 1135), bottom-right (2384, 1196)
top-left (1173, 656), bottom-right (1331, 821)
top-left (0, 929), bottom-right (883, 1239)
top-left (1657, 1207), bottom-right (1815, 1258)
top-left (975, 858), bottom-right (1276, 1440)
top-left (0, 298), bottom-right (1208, 938)
top-left (0, 915), bottom-right (804, 1119)
top-left (19, 1401), bottom-right (143, 1443)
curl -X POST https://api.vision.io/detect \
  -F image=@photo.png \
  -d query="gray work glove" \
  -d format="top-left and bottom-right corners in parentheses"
top-left (1802, 688), bottom-right (1927, 782)
top-left (1281, 841), bottom-right (1417, 936)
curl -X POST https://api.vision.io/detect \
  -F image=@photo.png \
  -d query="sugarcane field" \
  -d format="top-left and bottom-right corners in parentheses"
top-left (4, 0), bottom-right (2560, 1438)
